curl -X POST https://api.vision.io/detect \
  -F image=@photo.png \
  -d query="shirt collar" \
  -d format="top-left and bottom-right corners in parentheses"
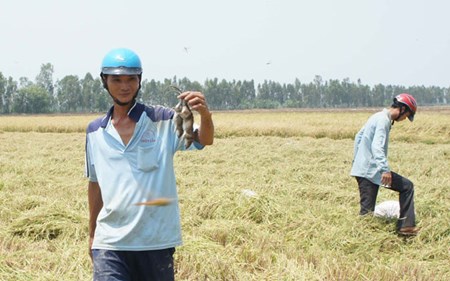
top-left (101, 102), bottom-right (145, 128)
top-left (382, 108), bottom-right (392, 121)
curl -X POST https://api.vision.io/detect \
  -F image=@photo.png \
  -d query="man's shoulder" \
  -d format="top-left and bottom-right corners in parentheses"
top-left (141, 104), bottom-right (175, 122)
top-left (86, 115), bottom-right (107, 134)
top-left (369, 110), bottom-right (390, 125)
top-left (372, 110), bottom-right (386, 118)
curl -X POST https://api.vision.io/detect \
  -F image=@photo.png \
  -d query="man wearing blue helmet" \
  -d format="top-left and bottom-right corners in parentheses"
top-left (99, 48), bottom-right (144, 107)
top-left (85, 48), bottom-right (214, 280)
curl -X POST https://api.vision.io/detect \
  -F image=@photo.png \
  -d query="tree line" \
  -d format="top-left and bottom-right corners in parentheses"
top-left (1, 63), bottom-right (448, 114)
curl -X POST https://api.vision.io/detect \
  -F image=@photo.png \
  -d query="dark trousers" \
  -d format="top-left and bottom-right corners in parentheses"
top-left (92, 248), bottom-right (175, 281)
top-left (356, 172), bottom-right (416, 229)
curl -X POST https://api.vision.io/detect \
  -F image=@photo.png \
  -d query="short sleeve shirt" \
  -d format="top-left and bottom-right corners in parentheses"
top-left (85, 102), bottom-right (202, 250)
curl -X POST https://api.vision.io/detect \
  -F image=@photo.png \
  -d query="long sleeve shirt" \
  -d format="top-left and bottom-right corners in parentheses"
top-left (350, 108), bottom-right (391, 185)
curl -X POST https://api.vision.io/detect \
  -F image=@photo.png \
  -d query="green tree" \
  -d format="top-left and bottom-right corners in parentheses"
top-left (26, 85), bottom-right (52, 113)
top-left (56, 75), bottom-right (82, 112)
top-left (140, 79), bottom-right (159, 105)
top-left (257, 80), bottom-right (271, 100)
top-left (161, 77), bottom-right (179, 107)
top-left (92, 78), bottom-right (109, 112)
top-left (10, 83), bottom-right (49, 113)
top-left (218, 79), bottom-right (234, 109)
top-left (0, 72), bottom-right (6, 113)
top-left (354, 79), bottom-right (371, 107)
top-left (19, 77), bottom-right (32, 88)
top-left (35, 63), bottom-right (55, 104)
top-left (11, 88), bottom-right (28, 113)
top-left (240, 80), bottom-right (256, 108)
top-left (4, 77), bottom-right (18, 113)
top-left (204, 78), bottom-right (221, 110)
top-left (371, 84), bottom-right (385, 107)
top-left (81, 73), bottom-right (105, 112)
top-left (314, 75), bottom-right (324, 107)
top-left (325, 79), bottom-right (343, 107)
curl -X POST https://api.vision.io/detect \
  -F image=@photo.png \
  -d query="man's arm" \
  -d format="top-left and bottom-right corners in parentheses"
top-left (88, 181), bottom-right (103, 261)
top-left (197, 111), bottom-right (214, 146)
top-left (372, 120), bottom-right (391, 186)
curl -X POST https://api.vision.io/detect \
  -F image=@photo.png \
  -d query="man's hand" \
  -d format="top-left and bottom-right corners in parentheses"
top-left (89, 237), bottom-right (94, 261)
top-left (177, 91), bottom-right (214, 146)
top-left (88, 181), bottom-right (102, 263)
top-left (177, 91), bottom-right (211, 117)
top-left (381, 172), bottom-right (392, 187)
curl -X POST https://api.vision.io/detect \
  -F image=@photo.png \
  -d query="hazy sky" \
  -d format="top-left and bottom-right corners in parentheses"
top-left (1, 0), bottom-right (450, 87)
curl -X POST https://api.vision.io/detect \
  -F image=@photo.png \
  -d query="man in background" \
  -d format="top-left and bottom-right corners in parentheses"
top-left (351, 93), bottom-right (419, 236)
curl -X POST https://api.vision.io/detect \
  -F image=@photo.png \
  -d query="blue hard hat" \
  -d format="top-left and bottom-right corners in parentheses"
top-left (101, 48), bottom-right (143, 75)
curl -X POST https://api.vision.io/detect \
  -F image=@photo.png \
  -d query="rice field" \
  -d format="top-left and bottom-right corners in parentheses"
top-left (0, 107), bottom-right (449, 280)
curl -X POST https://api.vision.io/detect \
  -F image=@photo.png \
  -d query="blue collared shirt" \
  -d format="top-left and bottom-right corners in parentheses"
top-left (85, 102), bottom-right (202, 251)
top-left (350, 108), bottom-right (391, 185)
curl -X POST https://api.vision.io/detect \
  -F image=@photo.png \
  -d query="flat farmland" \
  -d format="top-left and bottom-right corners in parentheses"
top-left (0, 108), bottom-right (449, 280)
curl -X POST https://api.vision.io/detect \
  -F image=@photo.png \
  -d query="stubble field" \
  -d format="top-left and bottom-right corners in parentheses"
top-left (0, 108), bottom-right (449, 280)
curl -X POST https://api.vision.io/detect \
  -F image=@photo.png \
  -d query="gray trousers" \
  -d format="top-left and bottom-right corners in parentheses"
top-left (356, 172), bottom-right (416, 229)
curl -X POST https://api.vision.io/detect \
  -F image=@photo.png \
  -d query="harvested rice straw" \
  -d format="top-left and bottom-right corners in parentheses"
top-left (134, 198), bottom-right (174, 206)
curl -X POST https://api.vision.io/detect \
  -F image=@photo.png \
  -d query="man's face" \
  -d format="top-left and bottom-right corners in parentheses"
top-left (106, 75), bottom-right (140, 105)
top-left (397, 108), bottom-right (411, 122)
